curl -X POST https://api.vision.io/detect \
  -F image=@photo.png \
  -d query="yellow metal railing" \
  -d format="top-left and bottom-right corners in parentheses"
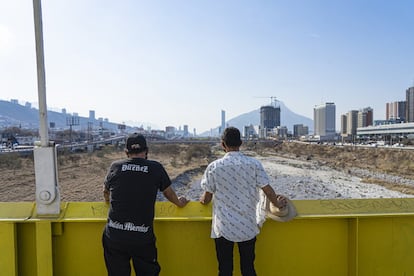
top-left (2, 199), bottom-right (414, 275)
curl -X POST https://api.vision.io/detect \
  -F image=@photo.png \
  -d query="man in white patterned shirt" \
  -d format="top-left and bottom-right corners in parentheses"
top-left (200, 127), bottom-right (287, 276)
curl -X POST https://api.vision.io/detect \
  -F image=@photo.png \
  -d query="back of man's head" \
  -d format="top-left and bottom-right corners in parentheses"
top-left (221, 127), bottom-right (242, 147)
top-left (126, 133), bottom-right (148, 154)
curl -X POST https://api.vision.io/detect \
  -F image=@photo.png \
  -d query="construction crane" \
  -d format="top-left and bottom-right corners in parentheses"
top-left (254, 96), bottom-right (279, 107)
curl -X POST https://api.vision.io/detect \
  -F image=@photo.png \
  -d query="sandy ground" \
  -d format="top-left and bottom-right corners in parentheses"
top-left (259, 155), bottom-right (414, 200)
top-left (169, 153), bottom-right (414, 201)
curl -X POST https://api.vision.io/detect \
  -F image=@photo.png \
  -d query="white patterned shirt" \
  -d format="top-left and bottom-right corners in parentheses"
top-left (200, 151), bottom-right (270, 242)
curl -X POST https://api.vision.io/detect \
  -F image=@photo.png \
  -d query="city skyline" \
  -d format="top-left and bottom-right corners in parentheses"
top-left (1, 1), bottom-right (414, 133)
top-left (2, 87), bottom-right (414, 135)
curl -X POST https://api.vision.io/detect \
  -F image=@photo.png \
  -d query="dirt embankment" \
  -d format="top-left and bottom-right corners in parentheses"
top-left (269, 142), bottom-right (414, 177)
top-left (0, 142), bottom-right (215, 202)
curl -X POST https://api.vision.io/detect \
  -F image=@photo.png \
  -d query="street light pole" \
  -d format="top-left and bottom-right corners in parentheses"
top-left (33, 0), bottom-right (48, 147)
top-left (33, 0), bottom-right (60, 215)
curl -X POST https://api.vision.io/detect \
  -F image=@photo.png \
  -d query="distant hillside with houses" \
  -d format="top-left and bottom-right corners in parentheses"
top-left (0, 99), bottom-right (122, 132)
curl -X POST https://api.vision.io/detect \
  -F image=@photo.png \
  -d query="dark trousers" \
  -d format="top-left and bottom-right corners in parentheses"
top-left (102, 233), bottom-right (161, 276)
top-left (214, 236), bottom-right (257, 276)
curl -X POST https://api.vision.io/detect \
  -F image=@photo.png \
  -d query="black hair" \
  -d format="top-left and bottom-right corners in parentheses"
top-left (221, 127), bottom-right (242, 147)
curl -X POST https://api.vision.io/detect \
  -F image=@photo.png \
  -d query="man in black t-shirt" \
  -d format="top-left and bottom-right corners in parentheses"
top-left (102, 133), bottom-right (188, 276)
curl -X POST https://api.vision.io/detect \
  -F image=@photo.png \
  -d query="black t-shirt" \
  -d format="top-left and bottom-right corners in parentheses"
top-left (104, 157), bottom-right (171, 245)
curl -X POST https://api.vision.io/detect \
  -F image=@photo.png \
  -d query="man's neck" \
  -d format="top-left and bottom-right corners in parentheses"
top-left (225, 147), bottom-right (239, 152)
top-left (127, 152), bottom-right (146, 158)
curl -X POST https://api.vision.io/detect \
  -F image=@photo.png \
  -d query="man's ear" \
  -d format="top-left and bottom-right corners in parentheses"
top-left (221, 141), bottom-right (227, 152)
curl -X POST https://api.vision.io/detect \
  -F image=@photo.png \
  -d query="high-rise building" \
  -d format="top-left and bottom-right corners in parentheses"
top-left (386, 101), bottom-right (406, 121)
top-left (357, 111), bottom-right (366, 128)
top-left (406, 87), bottom-right (414, 122)
top-left (313, 103), bottom-right (336, 137)
top-left (220, 110), bottom-right (226, 135)
top-left (340, 114), bottom-right (347, 135)
top-left (260, 105), bottom-right (280, 131)
top-left (347, 110), bottom-right (358, 135)
top-left (89, 110), bottom-right (95, 120)
top-left (358, 107), bottom-right (373, 127)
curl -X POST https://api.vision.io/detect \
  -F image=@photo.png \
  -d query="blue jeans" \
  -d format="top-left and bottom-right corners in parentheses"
top-left (214, 236), bottom-right (257, 276)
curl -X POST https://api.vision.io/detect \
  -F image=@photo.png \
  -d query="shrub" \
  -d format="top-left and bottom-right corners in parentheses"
top-left (180, 144), bottom-right (211, 165)
top-left (0, 153), bottom-right (22, 169)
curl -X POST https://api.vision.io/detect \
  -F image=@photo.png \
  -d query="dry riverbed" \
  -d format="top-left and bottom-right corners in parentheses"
top-left (1, 141), bottom-right (414, 202)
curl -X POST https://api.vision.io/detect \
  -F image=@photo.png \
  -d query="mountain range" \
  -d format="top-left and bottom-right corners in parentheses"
top-left (0, 99), bottom-right (313, 136)
top-left (201, 101), bottom-right (314, 136)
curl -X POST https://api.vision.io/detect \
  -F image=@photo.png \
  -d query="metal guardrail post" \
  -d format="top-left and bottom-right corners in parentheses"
top-left (33, 0), bottom-right (60, 215)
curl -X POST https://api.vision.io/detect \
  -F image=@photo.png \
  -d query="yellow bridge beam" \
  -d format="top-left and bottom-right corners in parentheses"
top-left (1, 199), bottom-right (414, 275)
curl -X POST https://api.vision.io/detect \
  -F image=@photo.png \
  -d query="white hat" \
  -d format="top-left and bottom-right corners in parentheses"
top-left (265, 196), bottom-right (297, 222)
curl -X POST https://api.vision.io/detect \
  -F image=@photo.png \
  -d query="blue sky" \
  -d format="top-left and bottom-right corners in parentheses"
top-left (1, 1), bottom-right (414, 133)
